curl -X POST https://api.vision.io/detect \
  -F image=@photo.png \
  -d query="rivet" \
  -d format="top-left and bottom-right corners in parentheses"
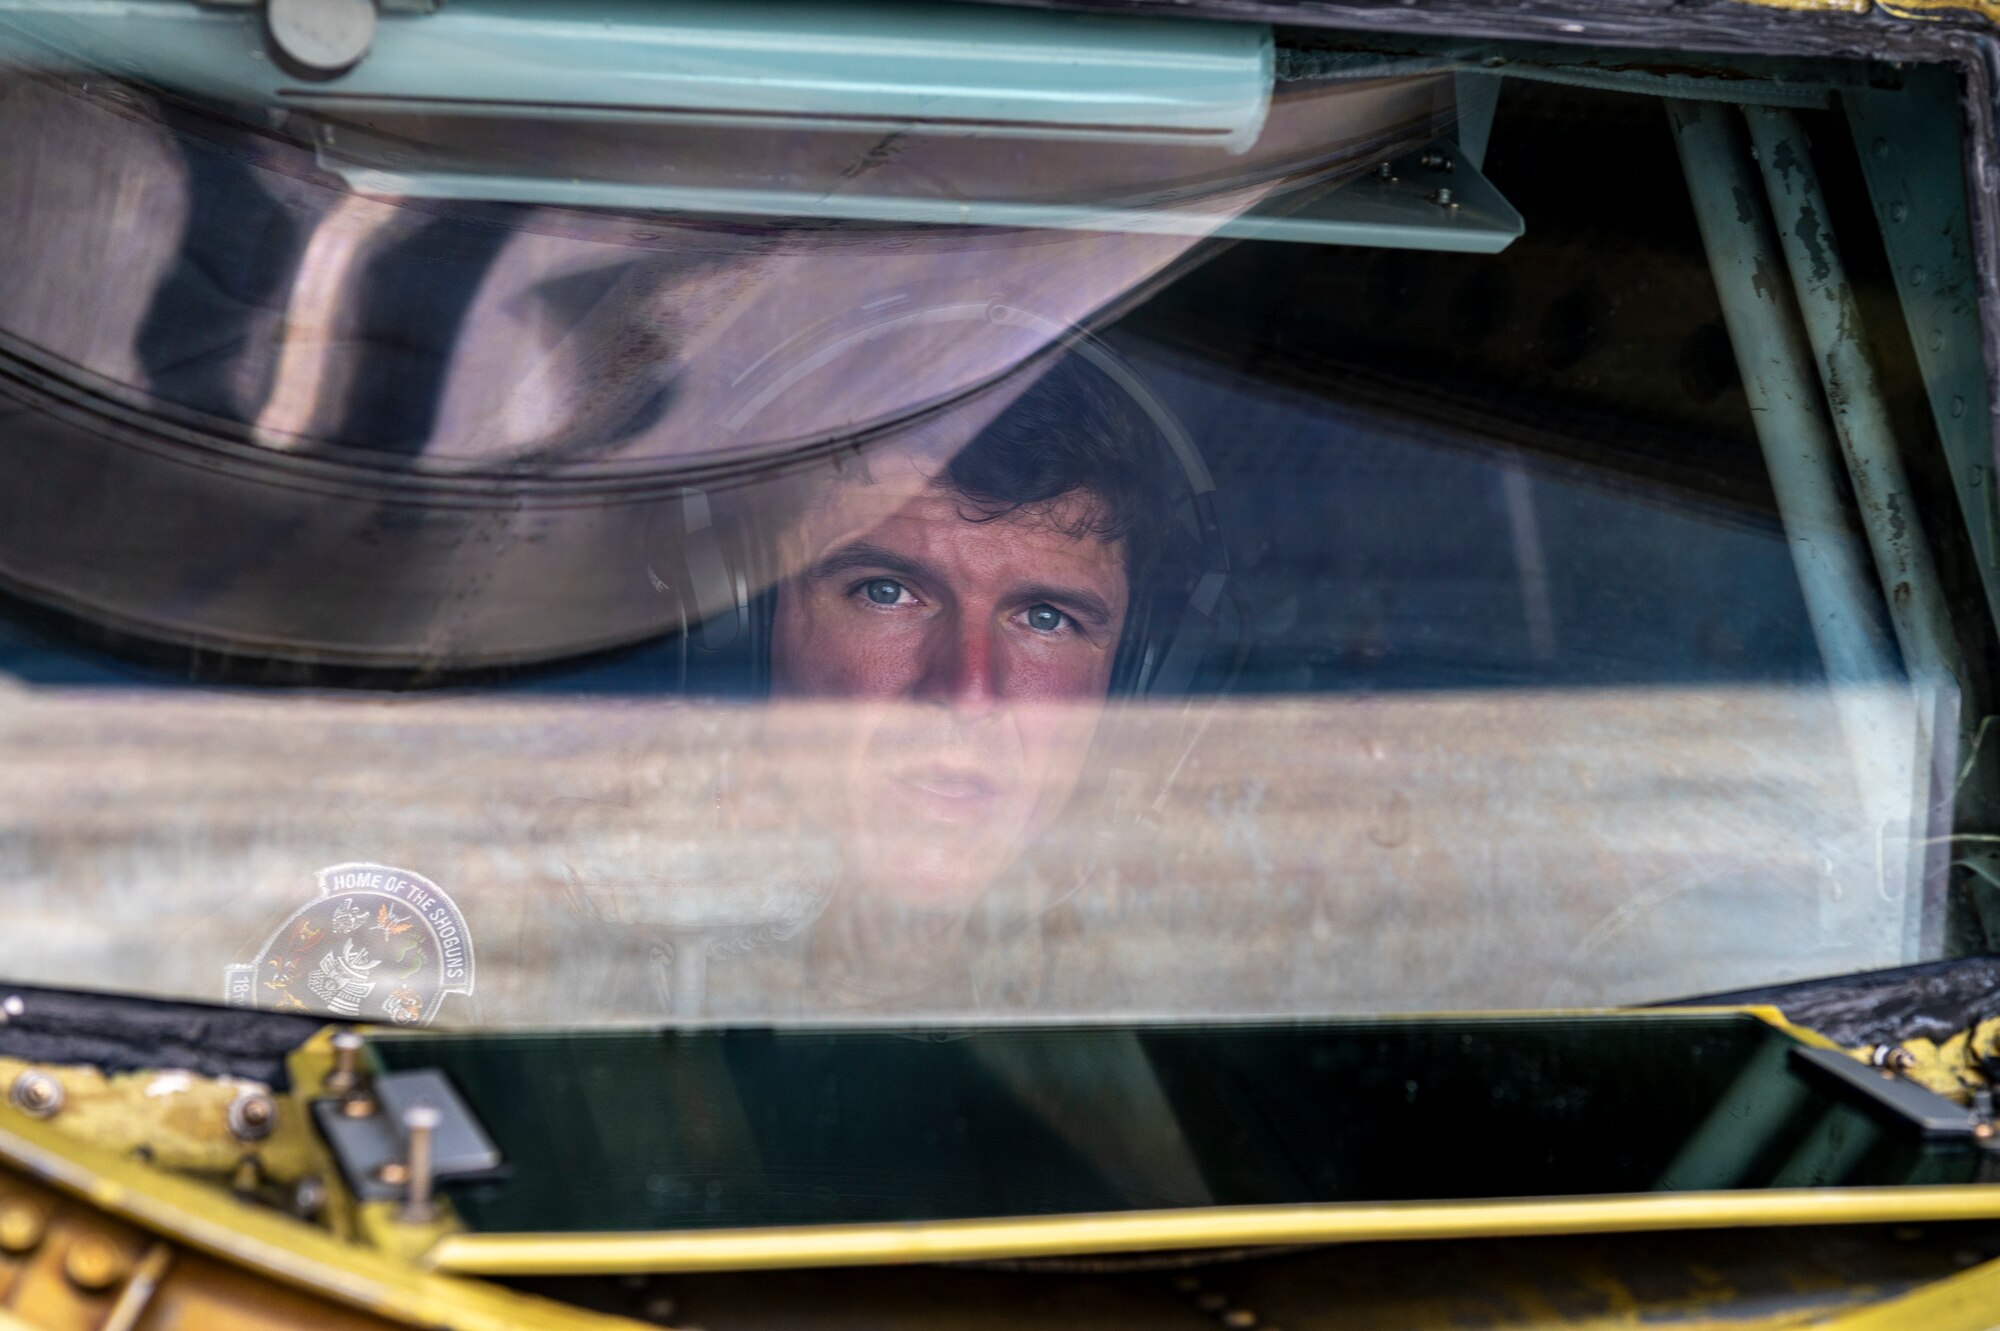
top-left (1890, 201), bottom-right (1909, 223)
top-left (1874, 136), bottom-right (1891, 159)
top-left (62, 1235), bottom-right (126, 1292)
top-left (1223, 1311), bottom-right (1259, 1329)
top-left (1911, 265), bottom-right (1928, 287)
top-left (373, 1161), bottom-right (410, 1187)
top-left (227, 1091), bottom-right (277, 1142)
top-left (1975, 1122), bottom-right (1995, 1140)
top-left (11, 1072), bottom-right (63, 1120)
top-left (0, 1201), bottom-right (45, 1254)
top-left (1952, 396), bottom-right (1967, 419)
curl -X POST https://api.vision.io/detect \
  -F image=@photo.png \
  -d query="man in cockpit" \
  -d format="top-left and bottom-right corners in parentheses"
top-left (762, 355), bottom-right (1179, 1004)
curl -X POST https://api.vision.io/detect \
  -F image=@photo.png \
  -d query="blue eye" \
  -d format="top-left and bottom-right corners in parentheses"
top-left (1025, 605), bottom-right (1066, 632)
top-left (863, 578), bottom-right (904, 606)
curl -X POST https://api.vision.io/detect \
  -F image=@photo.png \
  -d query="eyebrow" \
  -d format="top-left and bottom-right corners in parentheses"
top-left (805, 541), bottom-right (1119, 630)
top-left (805, 541), bottom-right (934, 587)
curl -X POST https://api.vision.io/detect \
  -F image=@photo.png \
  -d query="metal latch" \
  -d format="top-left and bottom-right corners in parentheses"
top-left (313, 1066), bottom-right (504, 1213)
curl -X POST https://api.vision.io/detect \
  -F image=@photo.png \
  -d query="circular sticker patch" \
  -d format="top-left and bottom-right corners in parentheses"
top-left (225, 863), bottom-right (473, 1026)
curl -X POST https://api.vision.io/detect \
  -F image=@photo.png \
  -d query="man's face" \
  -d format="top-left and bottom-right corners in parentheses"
top-left (770, 464), bottom-right (1129, 910)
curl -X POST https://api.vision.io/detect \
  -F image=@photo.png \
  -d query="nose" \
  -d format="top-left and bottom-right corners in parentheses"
top-left (915, 613), bottom-right (1002, 714)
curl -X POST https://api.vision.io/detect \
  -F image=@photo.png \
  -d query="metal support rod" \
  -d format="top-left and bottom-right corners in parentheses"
top-left (400, 1103), bottom-right (441, 1225)
top-left (1744, 105), bottom-right (1965, 692)
top-left (1665, 101), bottom-right (1900, 692)
top-left (1671, 99), bottom-right (1952, 959)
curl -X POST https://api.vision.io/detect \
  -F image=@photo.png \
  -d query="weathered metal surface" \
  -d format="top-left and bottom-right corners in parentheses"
top-left (1743, 105), bottom-right (1963, 693)
top-left (1683, 955), bottom-right (2000, 1047)
top-left (1674, 98), bottom-right (1942, 959)
top-left (1845, 69), bottom-right (2000, 640)
top-left (0, 1094), bottom-right (648, 1329)
top-left (0, 985), bottom-right (318, 1087)
top-left (1664, 101), bottom-right (1900, 692)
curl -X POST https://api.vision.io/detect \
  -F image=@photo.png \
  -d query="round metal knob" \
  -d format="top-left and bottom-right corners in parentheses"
top-left (265, 0), bottom-right (377, 81)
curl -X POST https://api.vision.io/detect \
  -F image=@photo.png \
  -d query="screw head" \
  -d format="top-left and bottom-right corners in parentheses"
top-left (0, 1200), bottom-right (45, 1254)
top-left (227, 1091), bottom-right (278, 1142)
top-left (10, 1072), bottom-right (62, 1119)
top-left (62, 1235), bottom-right (126, 1292)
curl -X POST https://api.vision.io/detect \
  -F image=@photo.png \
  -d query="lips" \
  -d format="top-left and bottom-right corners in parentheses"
top-left (892, 767), bottom-right (1004, 826)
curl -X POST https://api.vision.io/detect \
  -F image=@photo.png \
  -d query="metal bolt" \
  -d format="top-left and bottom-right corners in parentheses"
top-left (1873, 1045), bottom-right (1917, 1074)
top-left (62, 1234), bottom-right (126, 1292)
top-left (1223, 1311), bottom-right (1259, 1329)
top-left (1977, 1122), bottom-right (1996, 1141)
top-left (373, 1161), bottom-right (410, 1188)
top-left (1419, 150), bottom-right (1452, 172)
top-left (10, 1072), bottom-right (62, 1119)
top-left (399, 1104), bottom-right (442, 1225)
top-left (325, 1031), bottom-right (364, 1095)
top-left (1429, 188), bottom-right (1457, 209)
top-left (340, 1094), bottom-right (378, 1119)
top-left (227, 1091), bottom-right (277, 1142)
top-left (0, 1200), bottom-right (44, 1254)
top-left (1376, 161), bottom-right (1393, 180)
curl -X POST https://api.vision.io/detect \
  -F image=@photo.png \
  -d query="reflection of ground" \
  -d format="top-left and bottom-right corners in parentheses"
top-left (0, 680), bottom-right (1915, 1023)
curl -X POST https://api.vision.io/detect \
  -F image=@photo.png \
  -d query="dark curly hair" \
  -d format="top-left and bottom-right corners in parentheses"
top-left (942, 352), bottom-right (1182, 595)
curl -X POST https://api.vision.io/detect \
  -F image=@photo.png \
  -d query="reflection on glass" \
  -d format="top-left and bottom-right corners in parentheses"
top-left (367, 1014), bottom-right (1983, 1236)
top-left (0, 26), bottom-right (1977, 1029)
